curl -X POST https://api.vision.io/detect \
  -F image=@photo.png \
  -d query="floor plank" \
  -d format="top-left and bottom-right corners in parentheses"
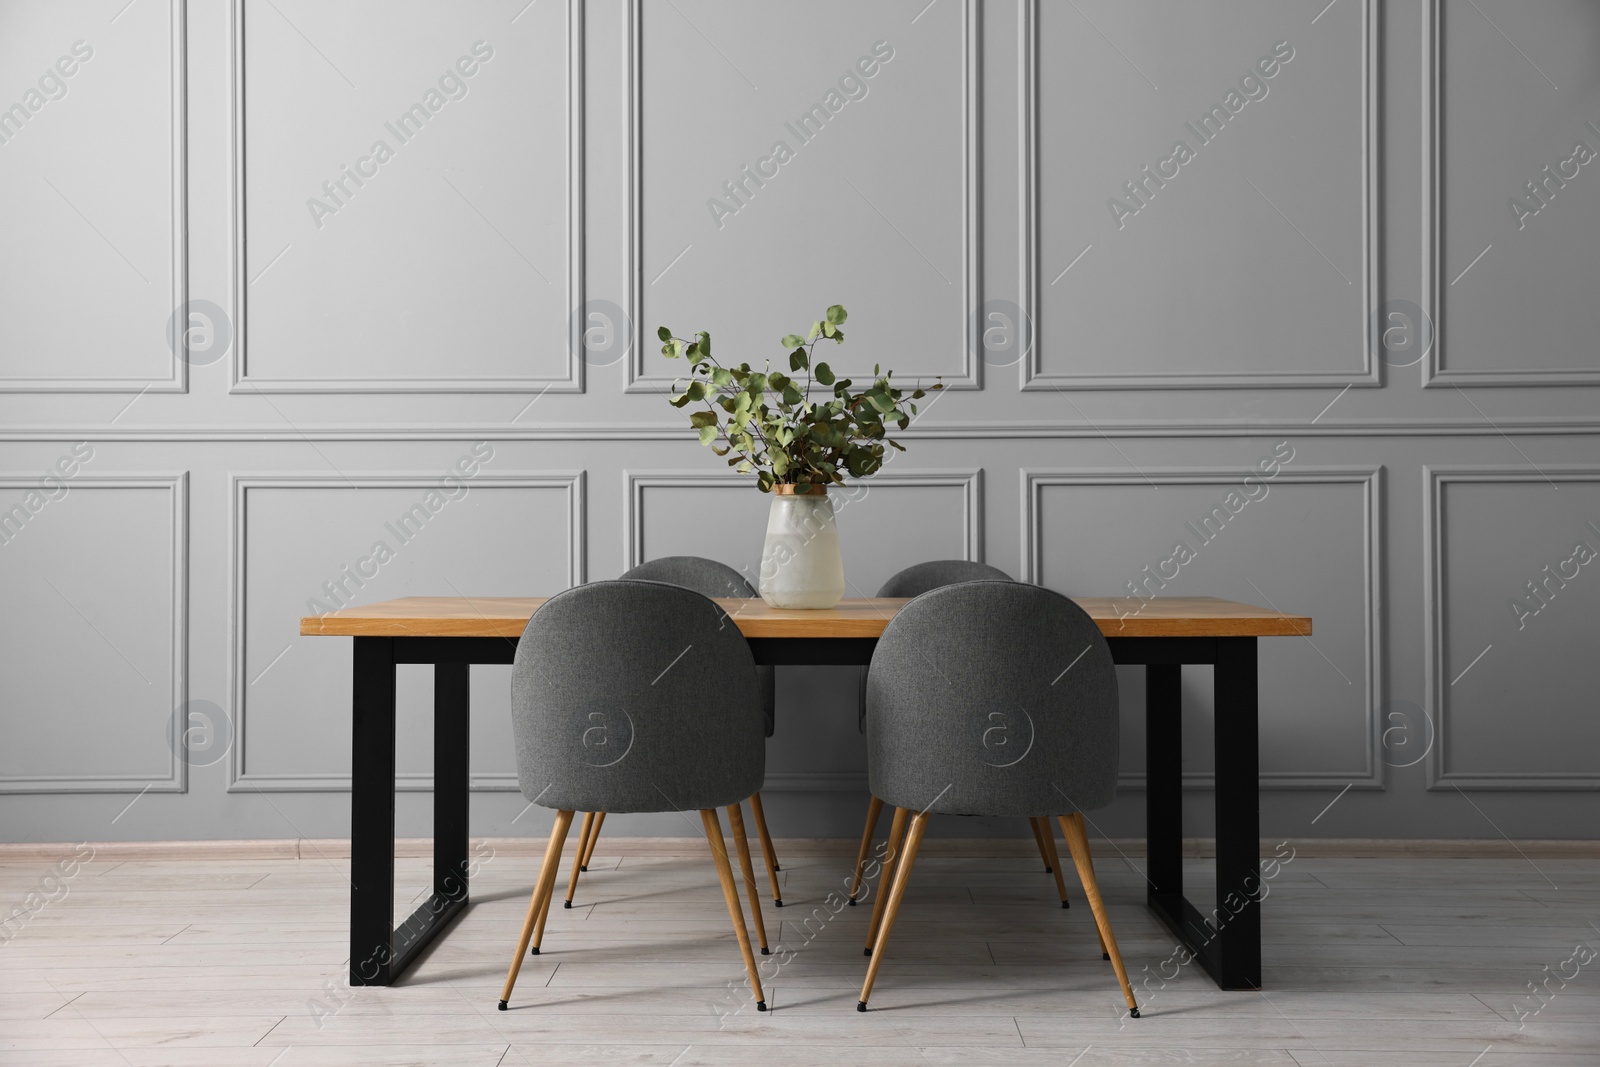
top-left (0, 849), bottom-right (1595, 1063)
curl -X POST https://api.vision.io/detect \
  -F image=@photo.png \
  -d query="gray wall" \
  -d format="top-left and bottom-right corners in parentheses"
top-left (2, 0), bottom-right (1597, 846)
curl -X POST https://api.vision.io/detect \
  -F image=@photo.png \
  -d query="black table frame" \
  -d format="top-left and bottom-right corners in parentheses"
top-left (347, 633), bottom-right (1260, 990)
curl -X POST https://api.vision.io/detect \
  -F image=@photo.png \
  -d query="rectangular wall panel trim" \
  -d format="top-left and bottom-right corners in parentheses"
top-left (1018, 0), bottom-right (1380, 391)
top-left (623, 467), bottom-right (984, 572)
top-left (226, 470), bottom-right (585, 793)
top-left (0, 473), bottom-right (189, 793)
top-left (228, 0), bottom-right (584, 394)
top-left (622, 0), bottom-right (983, 392)
top-left (8, 420), bottom-right (1600, 442)
top-left (1021, 465), bottom-right (1384, 789)
top-left (1421, 0), bottom-right (1600, 389)
top-left (1424, 465), bottom-right (1600, 789)
top-left (2, 0), bottom-right (188, 395)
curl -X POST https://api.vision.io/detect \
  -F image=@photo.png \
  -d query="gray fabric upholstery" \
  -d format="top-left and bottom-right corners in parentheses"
top-left (621, 556), bottom-right (776, 737)
top-left (864, 581), bottom-right (1119, 818)
top-left (875, 559), bottom-right (1014, 599)
top-left (510, 580), bottom-right (765, 813)
top-left (860, 561), bottom-right (1015, 732)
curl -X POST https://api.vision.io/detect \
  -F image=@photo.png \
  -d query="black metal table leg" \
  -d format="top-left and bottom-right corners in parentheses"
top-left (349, 637), bottom-right (397, 986)
top-left (1138, 637), bottom-right (1264, 991)
top-left (1145, 663), bottom-right (1184, 902)
top-left (1211, 636), bottom-right (1261, 989)
top-left (433, 662), bottom-right (471, 904)
top-left (349, 646), bottom-right (473, 986)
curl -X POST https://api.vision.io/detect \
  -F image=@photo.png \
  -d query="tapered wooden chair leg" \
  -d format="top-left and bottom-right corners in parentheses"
top-left (748, 792), bottom-right (783, 905)
top-left (1028, 815), bottom-right (1054, 873)
top-left (857, 810), bottom-right (929, 1011)
top-left (701, 808), bottom-right (767, 1011)
top-left (727, 800), bottom-right (770, 955)
top-left (498, 809), bottom-right (573, 1010)
top-left (1035, 816), bottom-right (1072, 908)
top-left (564, 811), bottom-right (595, 908)
top-left (864, 806), bottom-right (909, 954)
top-left (580, 811), bottom-right (605, 870)
top-left (849, 795), bottom-right (885, 905)
top-left (1059, 812), bottom-right (1138, 1016)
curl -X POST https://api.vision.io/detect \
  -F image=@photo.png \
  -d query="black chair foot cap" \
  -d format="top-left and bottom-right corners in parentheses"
top-left (497, 1000), bottom-right (507, 1011)
top-left (773, 864), bottom-right (781, 871)
top-left (774, 899), bottom-right (783, 908)
top-left (847, 897), bottom-right (857, 906)
top-left (1044, 866), bottom-right (1053, 873)
top-left (756, 1001), bottom-right (768, 1012)
top-left (856, 1001), bottom-right (868, 1012)
top-left (1062, 901), bottom-right (1070, 909)
top-left (563, 900), bottom-right (573, 909)
top-left (1103, 952), bottom-right (1110, 960)
top-left (1130, 1008), bottom-right (1140, 1018)
top-left (863, 947), bottom-right (872, 957)
top-left (529, 946), bottom-right (539, 955)
top-left (761, 947), bottom-right (770, 955)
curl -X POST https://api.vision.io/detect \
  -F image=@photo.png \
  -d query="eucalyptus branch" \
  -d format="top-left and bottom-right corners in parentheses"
top-left (658, 305), bottom-right (942, 493)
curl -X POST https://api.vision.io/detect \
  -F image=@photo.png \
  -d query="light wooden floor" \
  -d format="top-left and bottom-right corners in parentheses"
top-left (2, 841), bottom-right (1598, 1065)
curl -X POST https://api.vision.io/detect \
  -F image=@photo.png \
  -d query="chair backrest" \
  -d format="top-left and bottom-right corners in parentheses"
top-left (621, 556), bottom-right (775, 736)
top-left (864, 581), bottom-right (1119, 818)
top-left (860, 560), bottom-right (1016, 732)
top-left (510, 580), bottom-right (765, 813)
top-left (875, 559), bottom-right (1014, 598)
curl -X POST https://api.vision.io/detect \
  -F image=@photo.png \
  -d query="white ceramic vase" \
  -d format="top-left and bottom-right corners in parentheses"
top-left (758, 485), bottom-right (845, 609)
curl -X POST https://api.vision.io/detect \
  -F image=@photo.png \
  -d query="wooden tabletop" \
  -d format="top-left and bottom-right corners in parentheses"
top-left (300, 595), bottom-right (1310, 639)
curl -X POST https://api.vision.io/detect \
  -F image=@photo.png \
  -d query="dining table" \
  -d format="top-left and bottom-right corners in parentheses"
top-left (300, 593), bottom-right (1311, 991)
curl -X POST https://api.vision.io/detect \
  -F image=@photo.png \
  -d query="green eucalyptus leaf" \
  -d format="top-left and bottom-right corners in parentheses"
top-left (821, 321), bottom-right (836, 338)
top-left (826, 304), bottom-right (847, 325)
top-left (808, 320), bottom-right (822, 341)
top-left (657, 325), bottom-right (672, 343)
top-left (814, 362), bottom-right (835, 386)
top-left (781, 334), bottom-right (806, 349)
top-left (698, 425), bottom-right (718, 445)
top-left (689, 410), bottom-right (718, 428)
top-left (697, 331), bottom-right (711, 357)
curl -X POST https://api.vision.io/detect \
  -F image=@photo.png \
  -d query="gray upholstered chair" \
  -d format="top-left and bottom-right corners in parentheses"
top-left (559, 557), bottom-right (784, 911)
top-left (848, 561), bottom-right (1072, 907)
top-left (854, 581), bottom-right (1138, 1017)
top-left (497, 580), bottom-right (771, 1013)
